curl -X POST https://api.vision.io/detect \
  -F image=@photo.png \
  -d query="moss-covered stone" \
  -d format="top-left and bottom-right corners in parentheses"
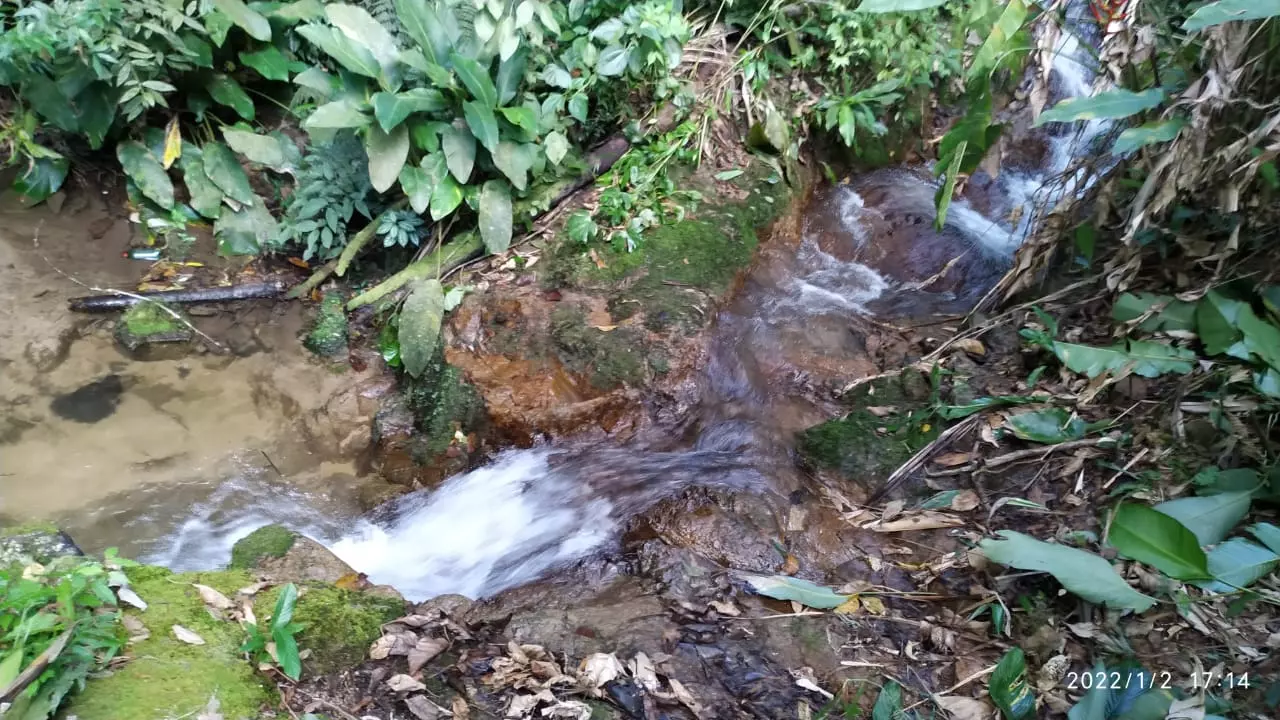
top-left (304, 292), bottom-right (349, 357)
top-left (229, 524), bottom-right (296, 570)
top-left (114, 302), bottom-right (193, 357)
top-left (259, 585), bottom-right (403, 674)
top-left (67, 567), bottom-right (271, 720)
top-left (404, 343), bottom-right (487, 456)
top-left (550, 304), bottom-right (649, 390)
top-left (0, 521), bottom-right (80, 566)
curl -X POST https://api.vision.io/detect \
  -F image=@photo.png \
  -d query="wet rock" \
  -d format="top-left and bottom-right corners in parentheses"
top-left (24, 317), bottom-right (79, 372)
top-left (355, 476), bottom-right (411, 512)
top-left (114, 302), bottom-right (194, 361)
top-left (256, 533), bottom-right (358, 585)
top-left (50, 374), bottom-right (125, 423)
top-left (0, 522), bottom-right (82, 565)
top-left (900, 367), bottom-right (931, 401)
top-left (417, 593), bottom-right (474, 618)
top-left (304, 291), bottom-right (349, 357)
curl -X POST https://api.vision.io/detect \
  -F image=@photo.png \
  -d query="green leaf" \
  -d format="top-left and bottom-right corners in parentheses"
top-left (207, 74), bottom-right (255, 121)
top-left (934, 138), bottom-right (965, 226)
top-left (463, 101), bottom-right (500, 152)
top-left (492, 141), bottom-right (534, 190)
top-left (395, 0), bottom-right (452, 65)
top-left (1249, 522), bottom-right (1280, 554)
top-left (325, 3), bottom-right (400, 68)
top-left (452, 52), bottom-right (498, 107)
top-left (441, 125), bottom-right (476, 183)
top-left (937, 396), bottom-right (1034, 420)
top-left (1068, 663), bottom-right (1170, 720)
top-left (990, 648), bottom-right (1036, 720)
top-left (272, 583), bottom-right (299, 629)
top-left (1004, 408), bottom-right (1087, 444)
top-left (542, 64), bottom-right (572, 88)
top-left (1153, 492), bottom-right (1252, 547)
top-left (566, 209), bottom-right (598, 244)
top-left (294, 67), bottom-right (338, 98)
top-left (1183, 0), bottom-right (1280, 32)
top-left (568, 93), bottom-right (588, 123)
top-left (739, 574), bottom-right (849, 609)
top-left (1197, 538), bottom-right (1279, 593)
top-left (213, 0), bottom-right (272, 41)
top-left (400, 279), bottom-right (446, 377)
top-left (979, 531), bottom-right (1156, 612)
top-left (272, 626), bottom-right (303, 680)
top-left (499, 106), bottom-right (538, 135)
top-left (373, 89), bottom-right (446, 133)
top-left (297, 24), bottom-right (381, 78)
top-left (545, 131), bottom-right (569, 166)
top-left (366, 124), bottom-right (410, 193)
top-left (239, 45), bottom-right (291, 81)
top-left (215, 199), bottom-right (276, 255)
top-left (0, 647), bottom-right (25, 689)
top-left (400, 164), bottom-right (433, 214)
top-left (270, 0), bottom-right (325, 22)
top-left (182, 158), bottom-right (224, 219)
top-left (856, 0), bottom-right (947, 10)
top-left (1112, 292), bottom-right (1197, 332)
top-left (479, 180), bottom-right (513, 254)
top-left (430, 174), bottom-right (463, 220)
top-left (1112, 119), bottom-right (1186, 155)
top-left (496, 46), bottom-right (528, 105)
top-left (202, 141), bottom-right (256, 204)
top-left (1035, 89), bottom-right (1165, 127)
top-left (715, 169), bottom-right (745, 181)
top-left (183, 36), bottom-right (215, 68)
top-left (1109, 504), bottom-right (1211, 580)
top-left (1052, 340), bottom-right (1195, 378)
top-left (968, 0), bottom-right (1027, 82)
top-left (871, 682), bottom-right (901, 720)
top-left (223, 128), bottom-right (290, 172)
top-left (117, 141), bottom-right (174, 209)
top-left (598, 44), bottom-right (629, 76)
top-left (304, 100), bottom-right (370, 136)
top-left (12, 156), bottom-right (69, 206)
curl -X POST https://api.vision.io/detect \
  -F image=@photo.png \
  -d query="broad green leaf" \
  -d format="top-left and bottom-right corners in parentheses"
top-left (739, 574), bottom-right (849, 609)
top-left (590, 17), bottom-right (624, 43)
top-left (1192, 467), bottom-right (1262, 495)
top-left (207, 10), bottom-right (233, 46)
top-left (870, 682), bottom-right (900, 720)
top-left (496, 46), bottom-right (528, 105)
top-left (856, 0), bottom-right (947, 10)
top-left (182, 158), bottom-right (224, 219)
top-left (395, 0), bottom-right (451, 65)
top-left (463, 101), bottom-right (499, 152)
top-left (366, 124), bottom-right (410, 193)
top-left (542, 64), bottom-right (572, 88)
top-left (207, 74), bottom-right (255, 121)
top-left (272, 626), bottom-right (302, 680)
top-left (492, 141), bottom-right (534, 190)
top-left (400, 164), bottom-right (433, 214)
top-left (566, 209), bottom-right (597, 243)
top-left (968, 0), bottom-right (1026, 82)
top-left (937, 396), bottom-right (1034, 420)
top-left (479, 180), bottom-right (513, 254)
top-left (1248, 522), bottom-right (1280, 554)
top-left (568, 93), bottom-right (588, 123)
top-left (1183, 0), bottom-right (1280, 32)
top-left (499, 106), bottom-right (538, 135)
top-left (117, 141), bottom-right (174, 209)
top-left (372, 89), bottom-right (446, 133)
top-left (304, 99), bottom-right (370, 130)
top-left (979, 531), bottom-right (1156, 611)
top-left (1052, 340), bottom-right (1195, 378)
top-left (400, 279), bottom-right (446, 377)
top-left (441, 125), bottom-right (476, 183)
top-left (598, 44), bottom-right (629, 76)
top-left (1196, 291), bottom-right (1249, 358)
top-left (430, 174), bottom-right (463, 220)
top-left (452, 52), bottom-right (498, 107)
top-left (1109, 504), bottom-right (1210, 580)
top-left (272, 583), bottom-right (298, 629)
top-left (215, 199), bottom-right (276, 255)
top-left (1112, 119), bottom-right (1186, 155)
top-left (934, 138), bottom-right (965, 226)
top-left (223, 128), bottom-right (288, 171)
top-left (1067, 663), bottom-right (1169, 720)
top-left (12, 156), bottom-right (69, 206)
top-left (183, 36), bottom-right (214, 67)
top-left (270, 0), bottom-right (325, 22)
top-left (1004, 407), bottom-right (1087, 444)
top-left (495, 16), bottom-right (520, 61)
top-left (715, 169), bottom-right (745, 181)
top-left (1197, 538), bottom-right (1279, 593)
top-left (213, 0), bottom-right (272, 41)
top-left (1034, 89), bottom-right (1165, 127)
top-left (545, 131), bottom-right (569, 166)
top-left (1256, 369), bottom-right (1280, 398)
top-left (201, 141), bottom-right (256, 204)
top-left (1153, 491), bottom-right (1252, 547)
top-left (990, 648), bottom-right (1035, 720)
top-left (1112, 292), bottom-right (1196, 332)
top-left (296, 24), bottom-right (381, 78)
top-left (239, 45), bottom-right (290, 81)
top-left (326, 4), bottom-right (400, 68)
top-left (0, 647), bottom-right (24, 689)
top-left (294, 67), bottom-right (338, 98)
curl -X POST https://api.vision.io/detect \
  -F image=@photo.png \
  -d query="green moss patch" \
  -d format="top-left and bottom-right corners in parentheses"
top-left (550, 304), bottom-right (649, 390)
top-left (260, 585), bottom-right (403, 674)
top-left (229, 525), bottom-right (296, 570)
top-left (304, 292), bottom-right (349, 357)
top-left (114, 302), bottom-right (193, 353)
top-left (404, 344), bottom-right (487, 456)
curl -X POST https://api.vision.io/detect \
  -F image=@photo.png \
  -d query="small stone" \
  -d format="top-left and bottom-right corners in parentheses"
top-left (114, 302), bottom-right (194, 361)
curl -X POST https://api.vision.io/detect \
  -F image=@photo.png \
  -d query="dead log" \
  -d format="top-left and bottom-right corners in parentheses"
top-left (68, 280), bottom-right (286, 312)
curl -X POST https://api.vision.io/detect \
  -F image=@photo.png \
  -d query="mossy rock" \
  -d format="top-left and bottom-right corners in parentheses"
top-left (0, 521), bottom-right (81, 566)
top-left (304, 292), bottom-right (349, 357)
top-left (259, 584), bottom-right (404, 674)
top-left (549, 304), bottom-right (649, 390)
top-left (229, 524), bottom-right (296, 570)
top-left (67, 567), bottom-right (271, 720)
top-left (114, 302), bottom-right (193, 359)
top-left (403, 343), bottom-right (487, 456)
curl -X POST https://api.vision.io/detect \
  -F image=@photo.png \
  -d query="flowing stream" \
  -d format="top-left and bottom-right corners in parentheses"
top-left (6, 5), bottom-right (1112, 603)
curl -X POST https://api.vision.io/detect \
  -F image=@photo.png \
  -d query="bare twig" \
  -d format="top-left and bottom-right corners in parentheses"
top-left (873, 416), bottom-right (981, 503)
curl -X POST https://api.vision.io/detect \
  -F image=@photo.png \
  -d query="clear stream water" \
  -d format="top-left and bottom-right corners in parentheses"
top-left (10, 6), bottom-right (1111, 602)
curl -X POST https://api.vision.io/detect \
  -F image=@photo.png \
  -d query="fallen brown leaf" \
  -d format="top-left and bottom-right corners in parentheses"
top-left (934, 452), bottom-right (973, 467)
top-left (386, 674), bottom-right (427, 693)
top-left (408, 637), bottom-right (448, 675)
top-left (171, 625), bottom-right (205, 645)
top-left (866, 511), bottom-right (965, 532)
top-left (935, 695), bottom-right (994, 720)
top-left (193, 584), bottom-right (233, 611)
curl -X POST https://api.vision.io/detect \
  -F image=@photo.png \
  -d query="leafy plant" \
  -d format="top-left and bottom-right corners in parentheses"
top-left (815, 78), bottom-right (903, 151)
top-left (239, 582), bottom-right (305, 681)
top-left (593, 119), bottom-right (703, 249)
top-left (378, 208), bottom-right (429, 248)
top-left (0, 552), bottom-right (132, 720)
top-left (275, 133), bottom-right (375, 261)
top-left (989, 648), bottom-right (1035, 720)
top-left (978, 530), bottom-right (1157, 611)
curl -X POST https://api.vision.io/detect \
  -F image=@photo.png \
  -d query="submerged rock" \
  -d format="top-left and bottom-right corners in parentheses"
top-left (303, 291), bottom-right (349, 357)
top-left (114, 301), bottom-right (194, 360)
top-left (50, 374), bottom-right (125, 423)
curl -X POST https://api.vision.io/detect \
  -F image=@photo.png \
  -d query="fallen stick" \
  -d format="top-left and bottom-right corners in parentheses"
top-left (345, 231), bottom-right (483, 310)
top-left (0, 626), bottom-right (74, 704)
top-left (68, 280), bottom-right (286, 312)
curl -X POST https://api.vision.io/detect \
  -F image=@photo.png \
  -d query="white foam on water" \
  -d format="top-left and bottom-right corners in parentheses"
top-left (328, 449), bottom-right (616, 600)
top-left (772, 237), bottom-right (890, 315)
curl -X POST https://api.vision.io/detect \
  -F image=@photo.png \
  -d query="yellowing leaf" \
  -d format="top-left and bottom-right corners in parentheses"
top-left (834, 597), bottom-right (861, 614)
top-left (162, 118), bottom-right (182, 169)
top-left (860, 596), bottom-right (886, 615)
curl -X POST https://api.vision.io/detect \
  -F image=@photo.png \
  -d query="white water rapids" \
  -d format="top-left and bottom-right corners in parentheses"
top-left (141, 6), bottom-right (1114, 602)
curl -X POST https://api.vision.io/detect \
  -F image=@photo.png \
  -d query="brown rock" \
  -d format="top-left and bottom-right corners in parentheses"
top-left (257, 535), bottom-right (358, 585)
